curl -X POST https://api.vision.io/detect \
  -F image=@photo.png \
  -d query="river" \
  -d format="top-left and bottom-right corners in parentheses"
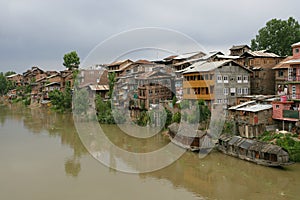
top-left (0, 104), bottom-right (300, 200)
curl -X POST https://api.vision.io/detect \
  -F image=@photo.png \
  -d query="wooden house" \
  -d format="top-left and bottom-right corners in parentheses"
top-left (107, 59), bottom-right (133, 78)
top-left (60, 70), bottom-right (74, 91)
top-left (137, 70), bottom-right (175, 110)
top-left (236, 50), bottom-right (284, 95)
top-left (23, 66), bottom-right (46, 85)
top-left (229, 45), bottom-right (251, 56)
top-left (229, 102), bottom-right (273, 138)
top-left (6, 74), bottom-right (23, 86)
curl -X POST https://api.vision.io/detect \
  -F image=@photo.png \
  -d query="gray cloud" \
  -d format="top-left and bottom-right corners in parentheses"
top-left (0, 0), bottom-right (299, 73)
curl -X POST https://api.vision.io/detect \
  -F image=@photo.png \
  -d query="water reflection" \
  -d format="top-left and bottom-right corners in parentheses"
top-left (1, 104), bottom-right (300, 199)
top-left (1, 104), bottom-right (87, 177)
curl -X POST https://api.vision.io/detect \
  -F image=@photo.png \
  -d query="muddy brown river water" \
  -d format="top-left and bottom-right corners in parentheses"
top-left (0, 104), bottom-right (300, 200)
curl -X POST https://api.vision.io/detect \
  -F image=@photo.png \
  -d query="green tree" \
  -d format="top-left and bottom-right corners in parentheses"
top-left (5, 71), bottom-right (16, 76)
top-left (172, 112), bottom-right (181, 123)
top-left (198, 99), bottom-right (211, 122)
top-left (63, 51), bottom-right (80, 70)
top-left (48, 84), bottom-right (72, 112)
top-left (108, 72), bottom-right (116, 99)
top-left (0, 72), bottom-right (8, 96)
top-left (251, 17), bottom-right (300, 56)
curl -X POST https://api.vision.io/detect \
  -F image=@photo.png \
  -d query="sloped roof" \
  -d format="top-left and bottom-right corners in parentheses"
top-left (229, 101), bottom-right (256, 110)
top-left (136, 70), bottom-right (172, 79)
top-left (216, 55), bottom-right (240, 59)
top-left (6, 73), bottom-right (21, 78)
top-left (230, 45), bottom-right (250, 50)
top-left (89, 84), bottom-right (109, 91)
top-left (183, 60), bottom-right (250, 74)
top-left (283, 58), bottom-right (300, 64)
top-left (108, 59), bottom-right (132, 66)
top-left (236, 104), bottom-right (272, 112)
top-left (114, 62), bottom-right (133, 72)
top-left (272, 56), bottom-right (293, 69)
top-left (134, 59), bottom-right (153, 65)
top-left (174, 51), bottom-right (205, 60)
top-left (242, 50), bottom-right (280, 58)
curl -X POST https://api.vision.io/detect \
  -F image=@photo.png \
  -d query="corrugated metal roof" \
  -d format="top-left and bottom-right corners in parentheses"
top-left (174, 52), bottom-right (199, 60)
top-left (244, 50), bottom-right (280, 58)
top-left (283, 58), bottom-right (300, 64)
top-left (108, 59), bottom-right (132, 66)
top-left (183, 60), bottom-right (232, 74)
top-left (216, 55), bottom-right (240, 59)
top-left (228, 136), bottom-right (242, 145)
top-left (89, 84), bottom-right (109, 91)
top-left (6, 74), bottom-right (20, 78)
top-left (229, 101), bottom-right (256, 110)
top-left (273, 56), bottom-right (293, 69)
top-left (230, 45), bottom-right (250, 50)
top-left (236, 104), bottom-right (272, 112)
top-left (174, 51), bottom-right (205, 60)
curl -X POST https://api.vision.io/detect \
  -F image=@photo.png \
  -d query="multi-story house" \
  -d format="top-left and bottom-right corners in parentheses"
top-left (23, 66), bottom-right (46, 85)
top-left (272, 56), bottom-right (293, 96)
top-left (229, 45), bottom-right (251, 56)
top-left (162, 51), bottom-right (206, 67)
top-left (182, 60), bottom-right (252, 107)
top-left (236, 50), bottom-right (283, 95)
top-left (229, 101), bottom-right (273, 138)
top-left (273, 42), bottom-right (300, 100)
top-left (107, 59), bottom-right (133, 78)
top-left (271, 42), bottom-right (300, 132)
top-left (137, 70), bottom-right (175, 110)
top-left (6, 74), bottom-right (23, 86)
top-left (114, 60), bottom-right (161, 108)
top-left (60, 70), bottom-right (74, 91)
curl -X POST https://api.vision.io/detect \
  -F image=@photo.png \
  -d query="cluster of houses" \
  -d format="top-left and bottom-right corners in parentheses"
top-left (6, 67), bottom-right (74, 104)
top-left (6, 41), bottom-right (300, 138)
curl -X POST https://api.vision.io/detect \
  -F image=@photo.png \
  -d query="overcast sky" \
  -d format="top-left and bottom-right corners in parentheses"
top-left (0, 0), bottom-right (300, 73)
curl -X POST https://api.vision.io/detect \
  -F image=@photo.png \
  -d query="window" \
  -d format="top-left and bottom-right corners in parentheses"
top-left (223, 99), bottom-right (228, 104)
top-left (223, 75), bottom-right (229, 83)
top-left (210, 74), bottom-right (214, 80)
top-left (295, 48), bottom-right (299, 53)
top-left (243, 75), bottom-right (248, 83)
top-left (237, 75), bottom-right (242, 83)
top-left (230, 88), bottom-right (236, 96)
top-left (217, 75), bottom-right (222, 83)
top-left (292, 85), bottom-right (296, 99)
top-left (223, 88), bottom-right (229, 95)
top-left (217, 99), bottom-right (222, 104)
top-left (243, 88), bottom-right (249, 95)
top-left (278, 70), bottom-right (284, 77)
top-left (275, 105), bottom-right (280, 109)
top-left (237, 88), bottom-right (242, 95)
top-left (205, 74), bottom-right (209, 80)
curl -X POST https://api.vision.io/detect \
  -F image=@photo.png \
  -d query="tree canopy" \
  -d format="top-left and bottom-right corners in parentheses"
top-left (63, 51), bottom-right (80, 70)
top-left (5, 71), bottom-right (16, 76)
top-left (251, 17), bottom-right (300, 56)
top-left (0, 72), bottom-right (8, 96)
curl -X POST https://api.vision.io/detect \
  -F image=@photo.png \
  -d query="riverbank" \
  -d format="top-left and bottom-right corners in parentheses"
top-left (258, 131), bottom-right (300, 162)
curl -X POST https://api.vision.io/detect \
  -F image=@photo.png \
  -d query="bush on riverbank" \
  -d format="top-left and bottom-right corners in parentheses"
top-left (259, 131), bottom-right (300, 162)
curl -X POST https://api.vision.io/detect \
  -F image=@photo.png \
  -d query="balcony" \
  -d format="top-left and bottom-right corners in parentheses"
top-left (286, 75), bottom-right (300, 82)
top-left (283, 110), bottom-right (299, 119)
